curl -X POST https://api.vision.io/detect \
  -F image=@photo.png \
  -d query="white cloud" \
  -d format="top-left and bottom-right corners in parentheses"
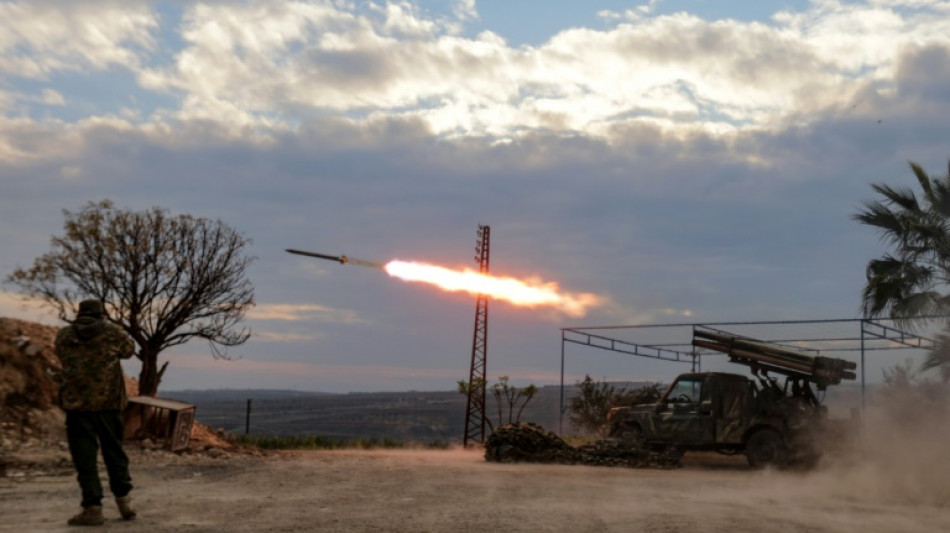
top-left (593, 301), bottom-right (696, 326)
top-left (0, 113), bottom-right (143, 164)
top-left (378, 1), bottom-right (438, 38)
top-left (138, 2), bottom-right (356, 107)
top-left (454, 0), bottom-right (477, 22)
top-left (0, 0), bottom-right (157, 79)
top-left (253, 330), bottom-right (322, 342)
top-left (775, 2), bottom-right (948, 76)
top-left (1, 1), bottom-right (949, 160)
top-left (40, 89), bottom-right (65, 106)
top-left (59, 165), bottom-right (81, 179)
top-left (248, 303), bottom-right (365, 324)
top-left (116, 0), bottom-right (949, 143)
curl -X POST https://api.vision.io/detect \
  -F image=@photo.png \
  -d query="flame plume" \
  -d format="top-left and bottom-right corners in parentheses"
top-left (384, 260), bottom-right (602, 318)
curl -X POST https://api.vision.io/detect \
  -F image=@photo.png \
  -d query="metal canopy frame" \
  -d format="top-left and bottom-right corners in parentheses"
top-left (558, 318), bottom-right (937, 435)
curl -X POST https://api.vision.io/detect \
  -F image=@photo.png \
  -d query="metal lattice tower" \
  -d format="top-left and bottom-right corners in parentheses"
top-left (463, 224), bottom-right (490, 446)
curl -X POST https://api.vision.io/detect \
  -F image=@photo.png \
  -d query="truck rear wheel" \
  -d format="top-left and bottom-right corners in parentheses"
top-left (745, 430), bottom-right (787, 469)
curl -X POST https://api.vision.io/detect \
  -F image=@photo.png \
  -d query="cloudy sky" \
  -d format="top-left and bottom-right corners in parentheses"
top-left (2, 0), bottom-right (949, 393)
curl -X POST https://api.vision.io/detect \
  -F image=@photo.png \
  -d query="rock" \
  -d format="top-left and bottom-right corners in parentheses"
top-left (206, 448), bottom-right (229, 459)
top-left (14, 335), bottom-right (30, 349)
top-left (22, 343), bottom-right (44, 358)
top-left (484, 423), bottom-right (581, 464)
top-left (1, 318), bottom-right (62, 446)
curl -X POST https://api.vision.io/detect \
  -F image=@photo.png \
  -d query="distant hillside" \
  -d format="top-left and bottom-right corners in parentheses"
top-left (160, 381), bottom-right (665, 444)
top-left (168, 389), bottom-right (337, 403)
top-left (162, 386), bottom-right (566, 443)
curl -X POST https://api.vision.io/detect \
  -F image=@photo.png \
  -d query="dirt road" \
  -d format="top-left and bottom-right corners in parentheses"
top-left (2, 447), bottom-right (949, 533)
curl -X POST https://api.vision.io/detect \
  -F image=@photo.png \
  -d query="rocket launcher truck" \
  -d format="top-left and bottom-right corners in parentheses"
top-left (606, 328), bottom-right (858, 469)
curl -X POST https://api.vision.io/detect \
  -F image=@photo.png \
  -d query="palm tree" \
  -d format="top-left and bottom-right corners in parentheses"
top-left (853, 160), bottom-right (950, 378)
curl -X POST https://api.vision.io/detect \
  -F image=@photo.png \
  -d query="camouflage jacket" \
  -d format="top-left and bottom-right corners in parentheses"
top-left (55, 317), bottom-right (135, 411)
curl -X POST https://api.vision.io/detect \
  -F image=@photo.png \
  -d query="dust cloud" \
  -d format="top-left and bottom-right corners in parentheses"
top-left (811, 397), bottom-right (950, 508)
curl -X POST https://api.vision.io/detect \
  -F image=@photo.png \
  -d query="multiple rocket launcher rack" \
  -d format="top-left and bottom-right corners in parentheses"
top-left (692, 328), bottom-right (858, 390)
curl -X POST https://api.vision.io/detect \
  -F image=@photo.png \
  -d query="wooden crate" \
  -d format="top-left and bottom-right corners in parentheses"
top-left (124, 396), bottom-right (196, 451)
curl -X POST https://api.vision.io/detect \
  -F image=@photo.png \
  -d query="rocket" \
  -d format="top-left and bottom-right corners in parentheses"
top-left (286, 248), bottom-right (349, 263)
top-left (286, 249), bottom-right (385, 269)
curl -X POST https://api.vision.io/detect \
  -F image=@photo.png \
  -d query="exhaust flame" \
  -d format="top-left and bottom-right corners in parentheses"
top-left (384, 260), bottom-right (602, 318)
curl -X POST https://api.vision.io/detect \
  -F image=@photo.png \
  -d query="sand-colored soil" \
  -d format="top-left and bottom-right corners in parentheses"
top-left (2, 448), bottom-right (949, 533)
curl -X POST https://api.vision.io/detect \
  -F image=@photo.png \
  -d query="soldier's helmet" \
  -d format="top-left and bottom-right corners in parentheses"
top-left (77, 299), bottom-right (105, 318)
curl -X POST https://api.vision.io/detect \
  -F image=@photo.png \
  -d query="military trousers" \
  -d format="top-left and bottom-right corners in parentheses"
top-left (65, 410), bottom-right (133, 507)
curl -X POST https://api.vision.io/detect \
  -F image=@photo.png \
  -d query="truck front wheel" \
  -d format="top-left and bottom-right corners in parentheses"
top-left (610, 423), bottom-right (644, 448)
top-left (745, 430), bottom-right (787, 469)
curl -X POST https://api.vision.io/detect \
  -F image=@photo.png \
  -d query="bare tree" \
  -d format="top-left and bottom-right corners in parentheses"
top-left (489, 376), bottom-right (538, 426)
top-left (458, 376), bottom-right (538, 432)
top-left (7, 200), bottom-right (255, 396)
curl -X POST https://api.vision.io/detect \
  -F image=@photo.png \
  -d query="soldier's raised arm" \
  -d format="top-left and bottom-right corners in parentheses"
top-left (114, 327), bottom-right (135, 360)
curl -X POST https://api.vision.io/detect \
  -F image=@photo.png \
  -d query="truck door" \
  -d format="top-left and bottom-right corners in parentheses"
top-left (656, 376), bottom-right (715, 444)
top-left (715, 378), bottom-right (749, 444)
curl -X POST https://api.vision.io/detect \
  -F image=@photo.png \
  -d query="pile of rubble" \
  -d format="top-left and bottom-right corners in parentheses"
top-left (0, 318), bottom-right (65, 448)
top-left (484, 423), bottom-right (682, 469)
top-left (484, 422), bottom-right (579, 464)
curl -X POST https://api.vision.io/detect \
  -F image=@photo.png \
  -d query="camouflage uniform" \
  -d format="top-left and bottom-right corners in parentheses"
top-left (55, 300), bottom-right (137, 522)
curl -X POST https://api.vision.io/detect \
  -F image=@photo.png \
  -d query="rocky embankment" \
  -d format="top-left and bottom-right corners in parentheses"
top-left (0, 318), bottom-right (64, 452)
top-left (0, 316), bottom-right (256, 477)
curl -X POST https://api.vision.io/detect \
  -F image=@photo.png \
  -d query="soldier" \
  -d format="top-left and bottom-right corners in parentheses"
top-left (55, 299), bottom-right (137, 526)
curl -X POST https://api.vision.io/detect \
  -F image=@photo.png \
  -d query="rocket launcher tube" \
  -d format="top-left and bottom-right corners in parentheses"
top-left (694, 330), bottom-right (820, 366)
top-left (692, 329), bottom-right (856, 388)
top-left (692, 340), bottom-right (815, 375)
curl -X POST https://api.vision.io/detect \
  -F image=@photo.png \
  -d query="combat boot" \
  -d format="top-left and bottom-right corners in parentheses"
top-left (67, 506), bottom-right (105, 526)
top-left (115, 495), bottom-right (137, 520)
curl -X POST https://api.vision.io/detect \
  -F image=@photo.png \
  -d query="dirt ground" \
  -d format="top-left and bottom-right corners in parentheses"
top-left (3, 447), bottom-right (949, 533)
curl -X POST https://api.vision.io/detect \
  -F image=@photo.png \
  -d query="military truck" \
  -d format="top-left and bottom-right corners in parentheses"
top-left (606, 328), bottom-right (857, 468)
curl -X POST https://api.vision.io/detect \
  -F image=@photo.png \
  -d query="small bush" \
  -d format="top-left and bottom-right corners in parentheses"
top-left (568, 375), bottom-right (662, 437)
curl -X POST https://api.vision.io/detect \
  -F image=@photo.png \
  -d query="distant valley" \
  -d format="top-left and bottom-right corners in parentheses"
top-left (165, 385), bottom-right (573, 444)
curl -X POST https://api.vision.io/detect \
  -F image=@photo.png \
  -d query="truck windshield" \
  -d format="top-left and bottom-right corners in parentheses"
top-left (666, 378), bottom-right (702, 403)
